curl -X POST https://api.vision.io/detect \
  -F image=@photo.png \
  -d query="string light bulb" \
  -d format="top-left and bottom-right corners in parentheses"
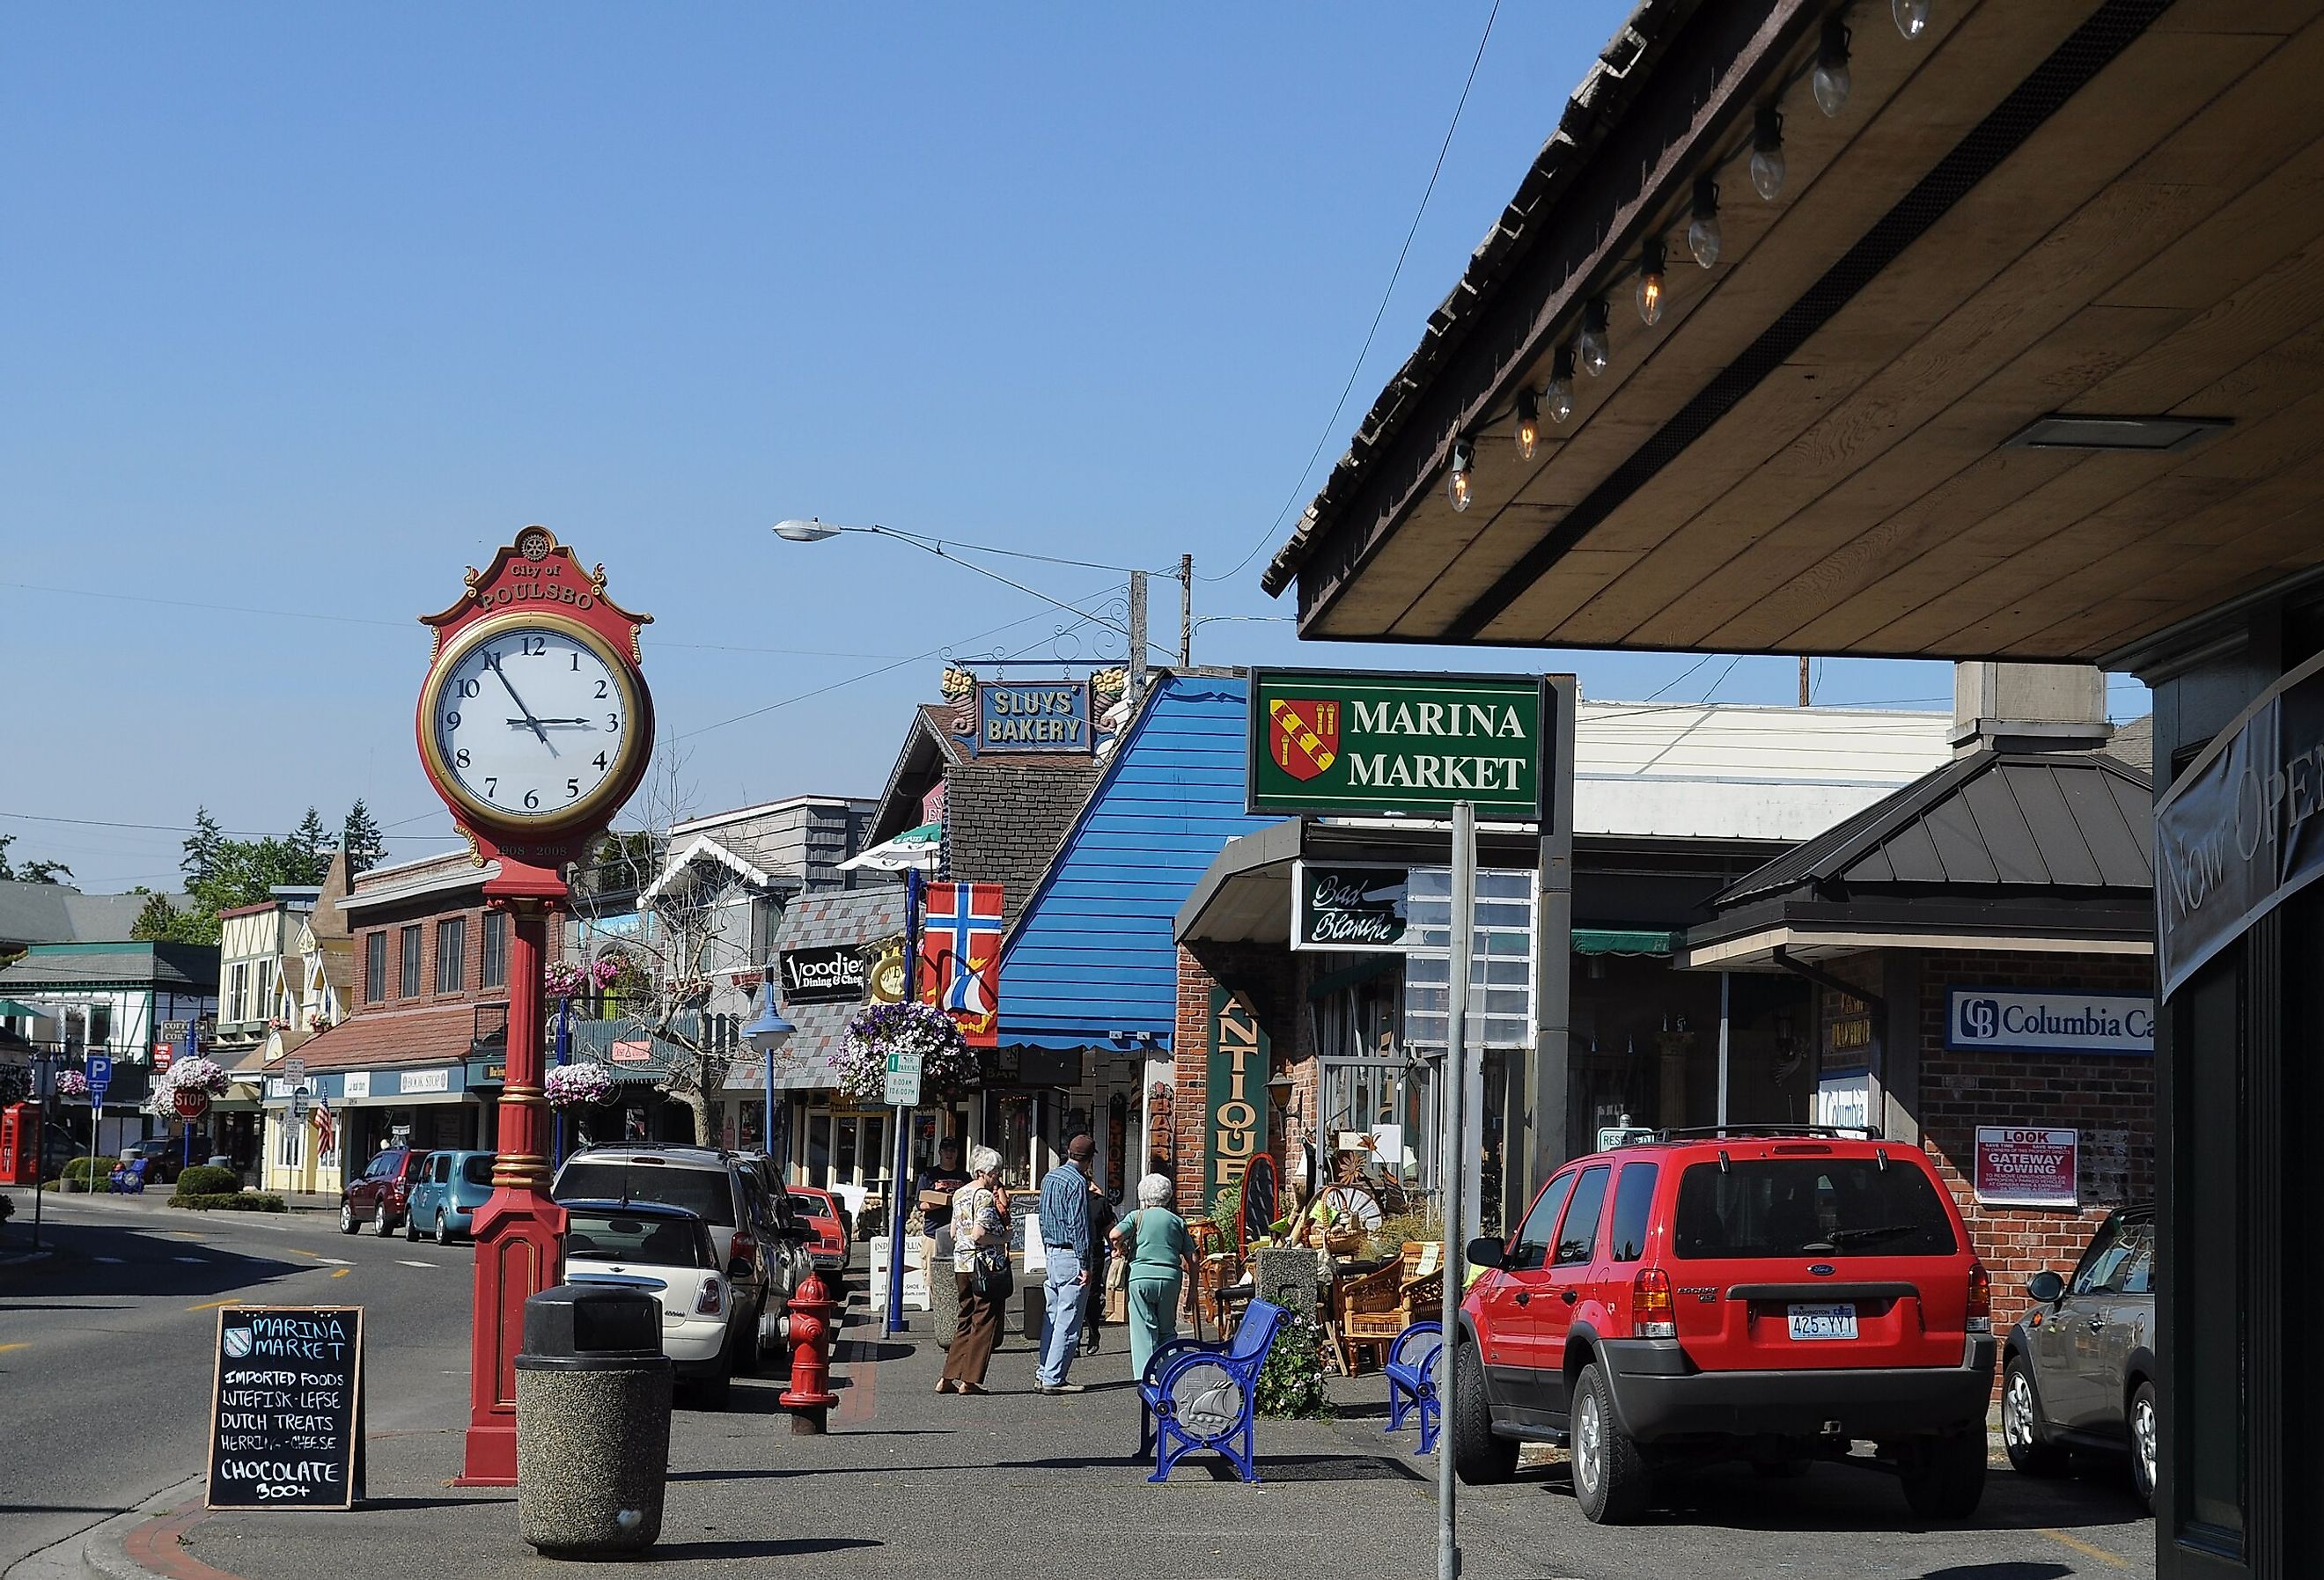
top-left (1578, 299), bottom-right (1612, 378)
top-left (1448, 438), bottom-right (1475, 512)
top-left (1894, 0), bottom-right (1931, 40)
top-left (1688, 178), bottom-right (1722, 268)
top-left (1750, 107), bottom-right (1787, 201)
top-left (1546, 345), bottom-right (1577, 423)
top-left (1813, 19), bottom-right (1853, 117)
top-left (1514, 388), bottom-right (1541, 461)
top-left (1636, 238), bottom-right (1667, 326)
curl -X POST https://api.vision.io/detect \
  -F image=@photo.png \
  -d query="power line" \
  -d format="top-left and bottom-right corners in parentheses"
top-left (1210, 0), bottom-right (1503, 586)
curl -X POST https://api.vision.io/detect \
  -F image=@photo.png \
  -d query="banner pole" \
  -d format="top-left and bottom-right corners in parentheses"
top-left (1438, 799), bottom-right (1475, 1580)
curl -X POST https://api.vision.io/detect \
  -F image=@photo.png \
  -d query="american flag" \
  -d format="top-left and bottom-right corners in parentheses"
top-left (311, 1091), bottom-right (336, 1156)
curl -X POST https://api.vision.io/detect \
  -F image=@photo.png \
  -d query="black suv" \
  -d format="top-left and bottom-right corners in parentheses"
top-left (2001, 1204), bottom-right (2158, 1511)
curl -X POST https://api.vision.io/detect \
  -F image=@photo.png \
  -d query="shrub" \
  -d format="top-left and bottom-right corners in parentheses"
top-left (0, 1193), bottom-right (14, 1222)
top-left (173, 1165), bottom-right (239, 1197)
top-left (167, 1192), bottom-right (288, 1213)
top-left (62, 1157), bottom-right (114, 1186)
top-left (1254, 1311), bottom-right (1332, 1420)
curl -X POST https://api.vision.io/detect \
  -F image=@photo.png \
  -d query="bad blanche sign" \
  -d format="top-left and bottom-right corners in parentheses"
top-left (1248, 669), bottom-right (1552, 820)
top-left (1293, 862), bottom-right (1415, 952)
top-left (207, 1305), bottom-right (364, 1510)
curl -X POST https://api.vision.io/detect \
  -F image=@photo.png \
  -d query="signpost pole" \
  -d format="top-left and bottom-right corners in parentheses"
top-left (886, 868), bottom-right (925, 1337)
top-left (180, 1019), bottom-right (197, 1170)
top-left (1438, 800), bottom-right (1475, 1580)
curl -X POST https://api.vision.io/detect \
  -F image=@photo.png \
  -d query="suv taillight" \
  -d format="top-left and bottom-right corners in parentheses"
top-left (1966, 1260), bottom-right (1991, 1334)
top-left (695, 1275), bottom-right (723, 1316)
top-left (729, 1231), bottom-right (755, 1268)
top-left (1633, 1268), bottom-right (1676, 1339)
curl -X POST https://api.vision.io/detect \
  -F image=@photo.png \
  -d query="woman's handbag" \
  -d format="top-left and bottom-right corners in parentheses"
top-left (972, 1244), bottom-right (1013, 1301)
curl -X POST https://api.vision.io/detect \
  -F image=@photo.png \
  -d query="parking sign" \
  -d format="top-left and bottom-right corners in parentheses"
top-left (86, 1053), bottom-right (113, 1104)
top-left (883, 1050), bottom-right (923, 1108)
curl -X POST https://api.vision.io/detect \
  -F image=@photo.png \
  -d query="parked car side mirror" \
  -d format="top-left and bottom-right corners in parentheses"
top-left (2026, 1269), bottom-right (2065, 1304)
top-left (727, 1258), bottom-right (754, 1281)
top-left (1465, 1235), bottom-right (1506, 1270)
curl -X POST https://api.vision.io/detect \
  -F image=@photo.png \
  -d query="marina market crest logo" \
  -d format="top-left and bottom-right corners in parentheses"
top-left (1268, 697), bottom-right (1339, 782)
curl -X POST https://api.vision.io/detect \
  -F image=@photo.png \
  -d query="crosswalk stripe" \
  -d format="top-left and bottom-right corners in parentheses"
top-left (395, 1259), bottom-right (434, 1268)
top-left (311, 1256), bottom-right (353, 1266)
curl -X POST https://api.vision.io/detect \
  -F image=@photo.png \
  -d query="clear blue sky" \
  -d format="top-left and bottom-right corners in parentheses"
top-left (0, 5), bottom-right (2143, 891)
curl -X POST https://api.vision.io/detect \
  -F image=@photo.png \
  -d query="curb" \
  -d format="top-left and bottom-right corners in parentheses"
top-left (83, 1500), bottom-right (245, 1580)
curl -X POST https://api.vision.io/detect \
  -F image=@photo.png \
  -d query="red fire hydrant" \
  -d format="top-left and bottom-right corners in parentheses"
top-left (779, 1270), bottom-right (841, 1434)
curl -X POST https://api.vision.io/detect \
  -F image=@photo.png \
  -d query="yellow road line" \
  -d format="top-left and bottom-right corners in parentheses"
top-left (2041, 1529), bottom-right (2127, 1569)
top-left (331, 1267), bottom-right (351, 1278)
top-left (187, 1297), bottom-right (238, 1312)
top-left (0, 1341), bottom-right (29, 1354)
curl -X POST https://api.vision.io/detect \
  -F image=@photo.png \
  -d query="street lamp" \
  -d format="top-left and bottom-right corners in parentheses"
top-left (740, 980), bottom-right (796, 1170)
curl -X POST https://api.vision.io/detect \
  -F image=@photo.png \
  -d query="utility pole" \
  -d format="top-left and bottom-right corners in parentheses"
top-left (1178, 554), bottom-right (1193, 669)
top-left (1798, 655), bottom-right (1812, 708)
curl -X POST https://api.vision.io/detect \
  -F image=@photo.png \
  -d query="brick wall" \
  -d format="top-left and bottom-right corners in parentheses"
top-left (1911, 951), bottom-right (2154, 1338)
top-left (1171, 942), bottom-right (1302, 1217)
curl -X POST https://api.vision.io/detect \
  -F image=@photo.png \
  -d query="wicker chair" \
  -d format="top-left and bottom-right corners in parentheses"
top-left (1332, 1252), bottom-right (1446, 1376)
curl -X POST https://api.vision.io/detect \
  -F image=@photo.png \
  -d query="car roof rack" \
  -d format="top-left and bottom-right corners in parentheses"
top-left (1651, 1124), bottom-right (1886, 1142)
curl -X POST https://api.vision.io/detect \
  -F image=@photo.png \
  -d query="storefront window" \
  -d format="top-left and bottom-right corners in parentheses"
top-left (989, 1091), bottom-right (1037, 1190)
top-left (274, 1113), bottom-right (304, 1170)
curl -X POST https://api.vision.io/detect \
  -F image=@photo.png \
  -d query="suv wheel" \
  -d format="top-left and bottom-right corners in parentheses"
top-left (372, 1202), bottom-right (392, 1236)
top-left (338, 1201), bottom-right (357, 1235)
top-left (2129, 1380), bottom-right (2159, 1514)
top-left (1570, 1361), bottom-right (1651, 1524)
top-left (2002, 1356), bottom-right (2069, 1477)
top-left (1900, 1428), bottom-right (1987, 1520)
top-left (1449, 1341), bottom-right (1518, 1486)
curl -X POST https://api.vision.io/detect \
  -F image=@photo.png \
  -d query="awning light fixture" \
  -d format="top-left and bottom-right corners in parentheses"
top-left (1448, 438), bottom-right (1475, 511)
top-left (1513, 388), bottom-right (1541, 461)
top-left (1578, 299), bottom-right (1612, 378)
top-left (1813, 19), bottom-right (1853, 117)
top-left (1545, 345), bottom-right (1577, 423)
top-left (1750, 107), bottom-right (1787, 201)
top-left (1894, 0), bottom-right (1931, 40)
top-left (1636, 237), bottom-right (1668, 326)
top-left (1688, 178), bottom-right (1722, 268)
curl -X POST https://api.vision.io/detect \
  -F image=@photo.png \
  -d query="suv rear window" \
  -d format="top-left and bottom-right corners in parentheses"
top-left (557, 1161), bottom-right (735, 1225)
top-left (565, 1211), bottom-right (710, 1269)
top-left (1672, 1157), bottom-right (1956, 1260)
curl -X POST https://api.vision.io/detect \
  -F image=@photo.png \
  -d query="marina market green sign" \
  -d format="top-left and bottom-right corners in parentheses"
top-left (1247, 669), bottom-right (1553, 820)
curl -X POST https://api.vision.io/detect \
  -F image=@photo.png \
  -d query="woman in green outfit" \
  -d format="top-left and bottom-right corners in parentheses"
top-left (1110, 1172), bottom-right (1197, 1378)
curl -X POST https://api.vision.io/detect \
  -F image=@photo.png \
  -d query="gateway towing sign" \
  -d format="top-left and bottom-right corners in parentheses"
top-left (1247, 669), bottom-right (1555, 821)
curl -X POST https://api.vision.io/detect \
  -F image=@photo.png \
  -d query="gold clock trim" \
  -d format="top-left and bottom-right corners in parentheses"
top-left (419, 610), bottom-right (648, 838)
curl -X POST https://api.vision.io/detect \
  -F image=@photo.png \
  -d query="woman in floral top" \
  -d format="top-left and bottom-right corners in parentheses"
top-left (938, 1147), bottom-right (1007, 1394)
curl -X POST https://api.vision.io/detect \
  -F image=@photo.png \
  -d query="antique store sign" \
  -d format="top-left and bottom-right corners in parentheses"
top-left (1205, 987), bottom-right (1271, 1202)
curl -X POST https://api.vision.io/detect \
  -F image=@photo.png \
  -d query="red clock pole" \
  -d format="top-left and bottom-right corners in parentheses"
top-left (419, 526), bottom-right (654, 1488)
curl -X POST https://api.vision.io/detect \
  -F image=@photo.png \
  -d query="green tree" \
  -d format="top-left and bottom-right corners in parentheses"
top-left (0, 834), bottom-right (74, 885)
top-left (341, 799), bottom-right (386, 878)
top-left (181, 808), bottom-right (225, 889)
top-left (288, 806), bottom-right (334, 884)
top-left (130, 893), bottom-right (212, 944)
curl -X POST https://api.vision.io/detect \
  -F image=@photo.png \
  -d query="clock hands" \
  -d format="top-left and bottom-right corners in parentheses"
top-left (505, 718), bottom-right (597, 729)
top-left (483, 653), bottom-right (558, 758)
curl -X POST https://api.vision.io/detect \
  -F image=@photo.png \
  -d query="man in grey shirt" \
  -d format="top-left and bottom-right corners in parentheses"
top-left (1034, 1132), bottom-right (1095, 1393)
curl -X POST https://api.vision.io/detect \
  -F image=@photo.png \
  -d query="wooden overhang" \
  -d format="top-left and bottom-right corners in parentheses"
top-left (1266, 0), bottom-right (2324, 664)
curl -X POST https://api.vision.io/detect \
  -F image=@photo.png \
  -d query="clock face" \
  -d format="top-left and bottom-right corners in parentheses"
top-left (427, 618), bottom-right (638, 827)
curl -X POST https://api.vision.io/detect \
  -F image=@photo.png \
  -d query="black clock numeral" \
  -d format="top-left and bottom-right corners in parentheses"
top-left (594, 680), bottom-right (608, 699)
top-left (592, 753), bottom-right (607, 771)
top-left (524, 790), bottom-right (540, 810)
top-left (521, 636), bottom-right (546, 657)
top-left (570, 652), bottom-right (580, 671)
top-left (484, 778), bottom-right (497, 797)
top-left (459, 679), bottom-right (481, 698)
top-left (607, 713), bottom-right (620, 731)
top-left (566, 778), bottom-right (580, 799)
top-left (455, 749), bottom-right (471, 768)
top-left (444, 710), bottom-right (460, 731)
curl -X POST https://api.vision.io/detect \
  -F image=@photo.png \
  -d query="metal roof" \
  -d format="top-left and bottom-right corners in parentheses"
top-left (0, 941), bottom-right (220, 992)
top-left (1711, 746), bottom-right (2153, 909)
top-left (1000, 674), bottom-right (1278, 1049)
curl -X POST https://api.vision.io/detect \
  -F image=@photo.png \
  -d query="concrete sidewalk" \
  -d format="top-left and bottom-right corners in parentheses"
top-left (130, 1320), bottom-right (1445, 1580)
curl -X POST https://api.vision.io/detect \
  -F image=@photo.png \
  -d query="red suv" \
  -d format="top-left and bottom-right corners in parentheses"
top-left (339, 1145), bottom-right (430, 1236)
top-left (1454, 1128), bottom-right (1994, 1524)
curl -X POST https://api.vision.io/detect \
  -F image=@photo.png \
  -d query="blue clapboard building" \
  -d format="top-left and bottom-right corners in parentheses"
top-left (993, 671), bottom-right (1271, 1201)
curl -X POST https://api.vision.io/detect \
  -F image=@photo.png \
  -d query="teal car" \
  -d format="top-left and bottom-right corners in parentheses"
top-left (405, 1150), bottom-right (497, 1244)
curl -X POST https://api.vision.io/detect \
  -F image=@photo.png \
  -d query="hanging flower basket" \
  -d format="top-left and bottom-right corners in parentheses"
top-left (545, 957), bottom-right (624, 1001)
top-left (165, 1055), bottom-right (231, 1098)
top-left (545, 1062), bottom-right (615, 1110)
top-left (306, 1010), bottom-right (332, 1033)
top-left (834, 1001), bottom-right (975, 1106)
top-left (54, 1069), bottom-right (90, 1100)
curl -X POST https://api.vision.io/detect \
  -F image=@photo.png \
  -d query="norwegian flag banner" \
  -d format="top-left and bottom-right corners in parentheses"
top-left (916, 880), bottom-right (1003, 1048)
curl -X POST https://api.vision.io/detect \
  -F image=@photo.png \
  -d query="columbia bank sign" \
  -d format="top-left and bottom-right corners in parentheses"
top-left (1945, 988), bottom-right (2153, 1056)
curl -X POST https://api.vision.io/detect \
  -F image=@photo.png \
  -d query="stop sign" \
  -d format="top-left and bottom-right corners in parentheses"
top-left (173, 1087), bottom-right (210, 1121)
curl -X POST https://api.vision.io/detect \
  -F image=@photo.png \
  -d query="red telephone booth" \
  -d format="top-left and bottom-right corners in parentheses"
top-left (0, 1100), bottom-right (40, 1185)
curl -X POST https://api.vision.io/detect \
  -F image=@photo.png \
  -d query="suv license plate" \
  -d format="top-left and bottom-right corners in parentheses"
top-left (1786, 1303), bottom-right (1857, 1341)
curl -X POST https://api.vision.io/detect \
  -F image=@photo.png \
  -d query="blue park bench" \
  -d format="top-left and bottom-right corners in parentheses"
top-left (1137, 1297), bottom-right (1286, 1483)
top-left (1383, 1319), bottom-right (1442, 1455)
top-left (107, 1157), bottom-right (151, 1195)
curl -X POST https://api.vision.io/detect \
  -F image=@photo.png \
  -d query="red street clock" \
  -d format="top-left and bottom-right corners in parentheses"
top-left (417, 525), bottom-right (655, 886)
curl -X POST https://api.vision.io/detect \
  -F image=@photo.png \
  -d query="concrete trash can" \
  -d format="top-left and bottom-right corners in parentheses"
top-left (514, 1283), bottom-right (673, 1555)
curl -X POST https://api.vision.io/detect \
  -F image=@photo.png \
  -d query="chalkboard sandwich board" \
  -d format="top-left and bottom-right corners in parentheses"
top-left (206, 1305), bottom-right (364, 1510)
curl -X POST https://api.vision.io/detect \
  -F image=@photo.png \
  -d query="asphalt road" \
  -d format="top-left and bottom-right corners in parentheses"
top-left (0, 1189), bottom-right (474, 1575)
top-left (4, 1190), bottom-right (2156, 1580)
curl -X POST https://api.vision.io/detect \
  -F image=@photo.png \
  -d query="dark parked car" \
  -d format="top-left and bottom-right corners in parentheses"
top-left (124, 1136), bottom-right (190, 1187)
top-left (340, 1146), bottom-right (430, 1235)
top-left (2001, 1203), bottom-right (2157, 1512)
